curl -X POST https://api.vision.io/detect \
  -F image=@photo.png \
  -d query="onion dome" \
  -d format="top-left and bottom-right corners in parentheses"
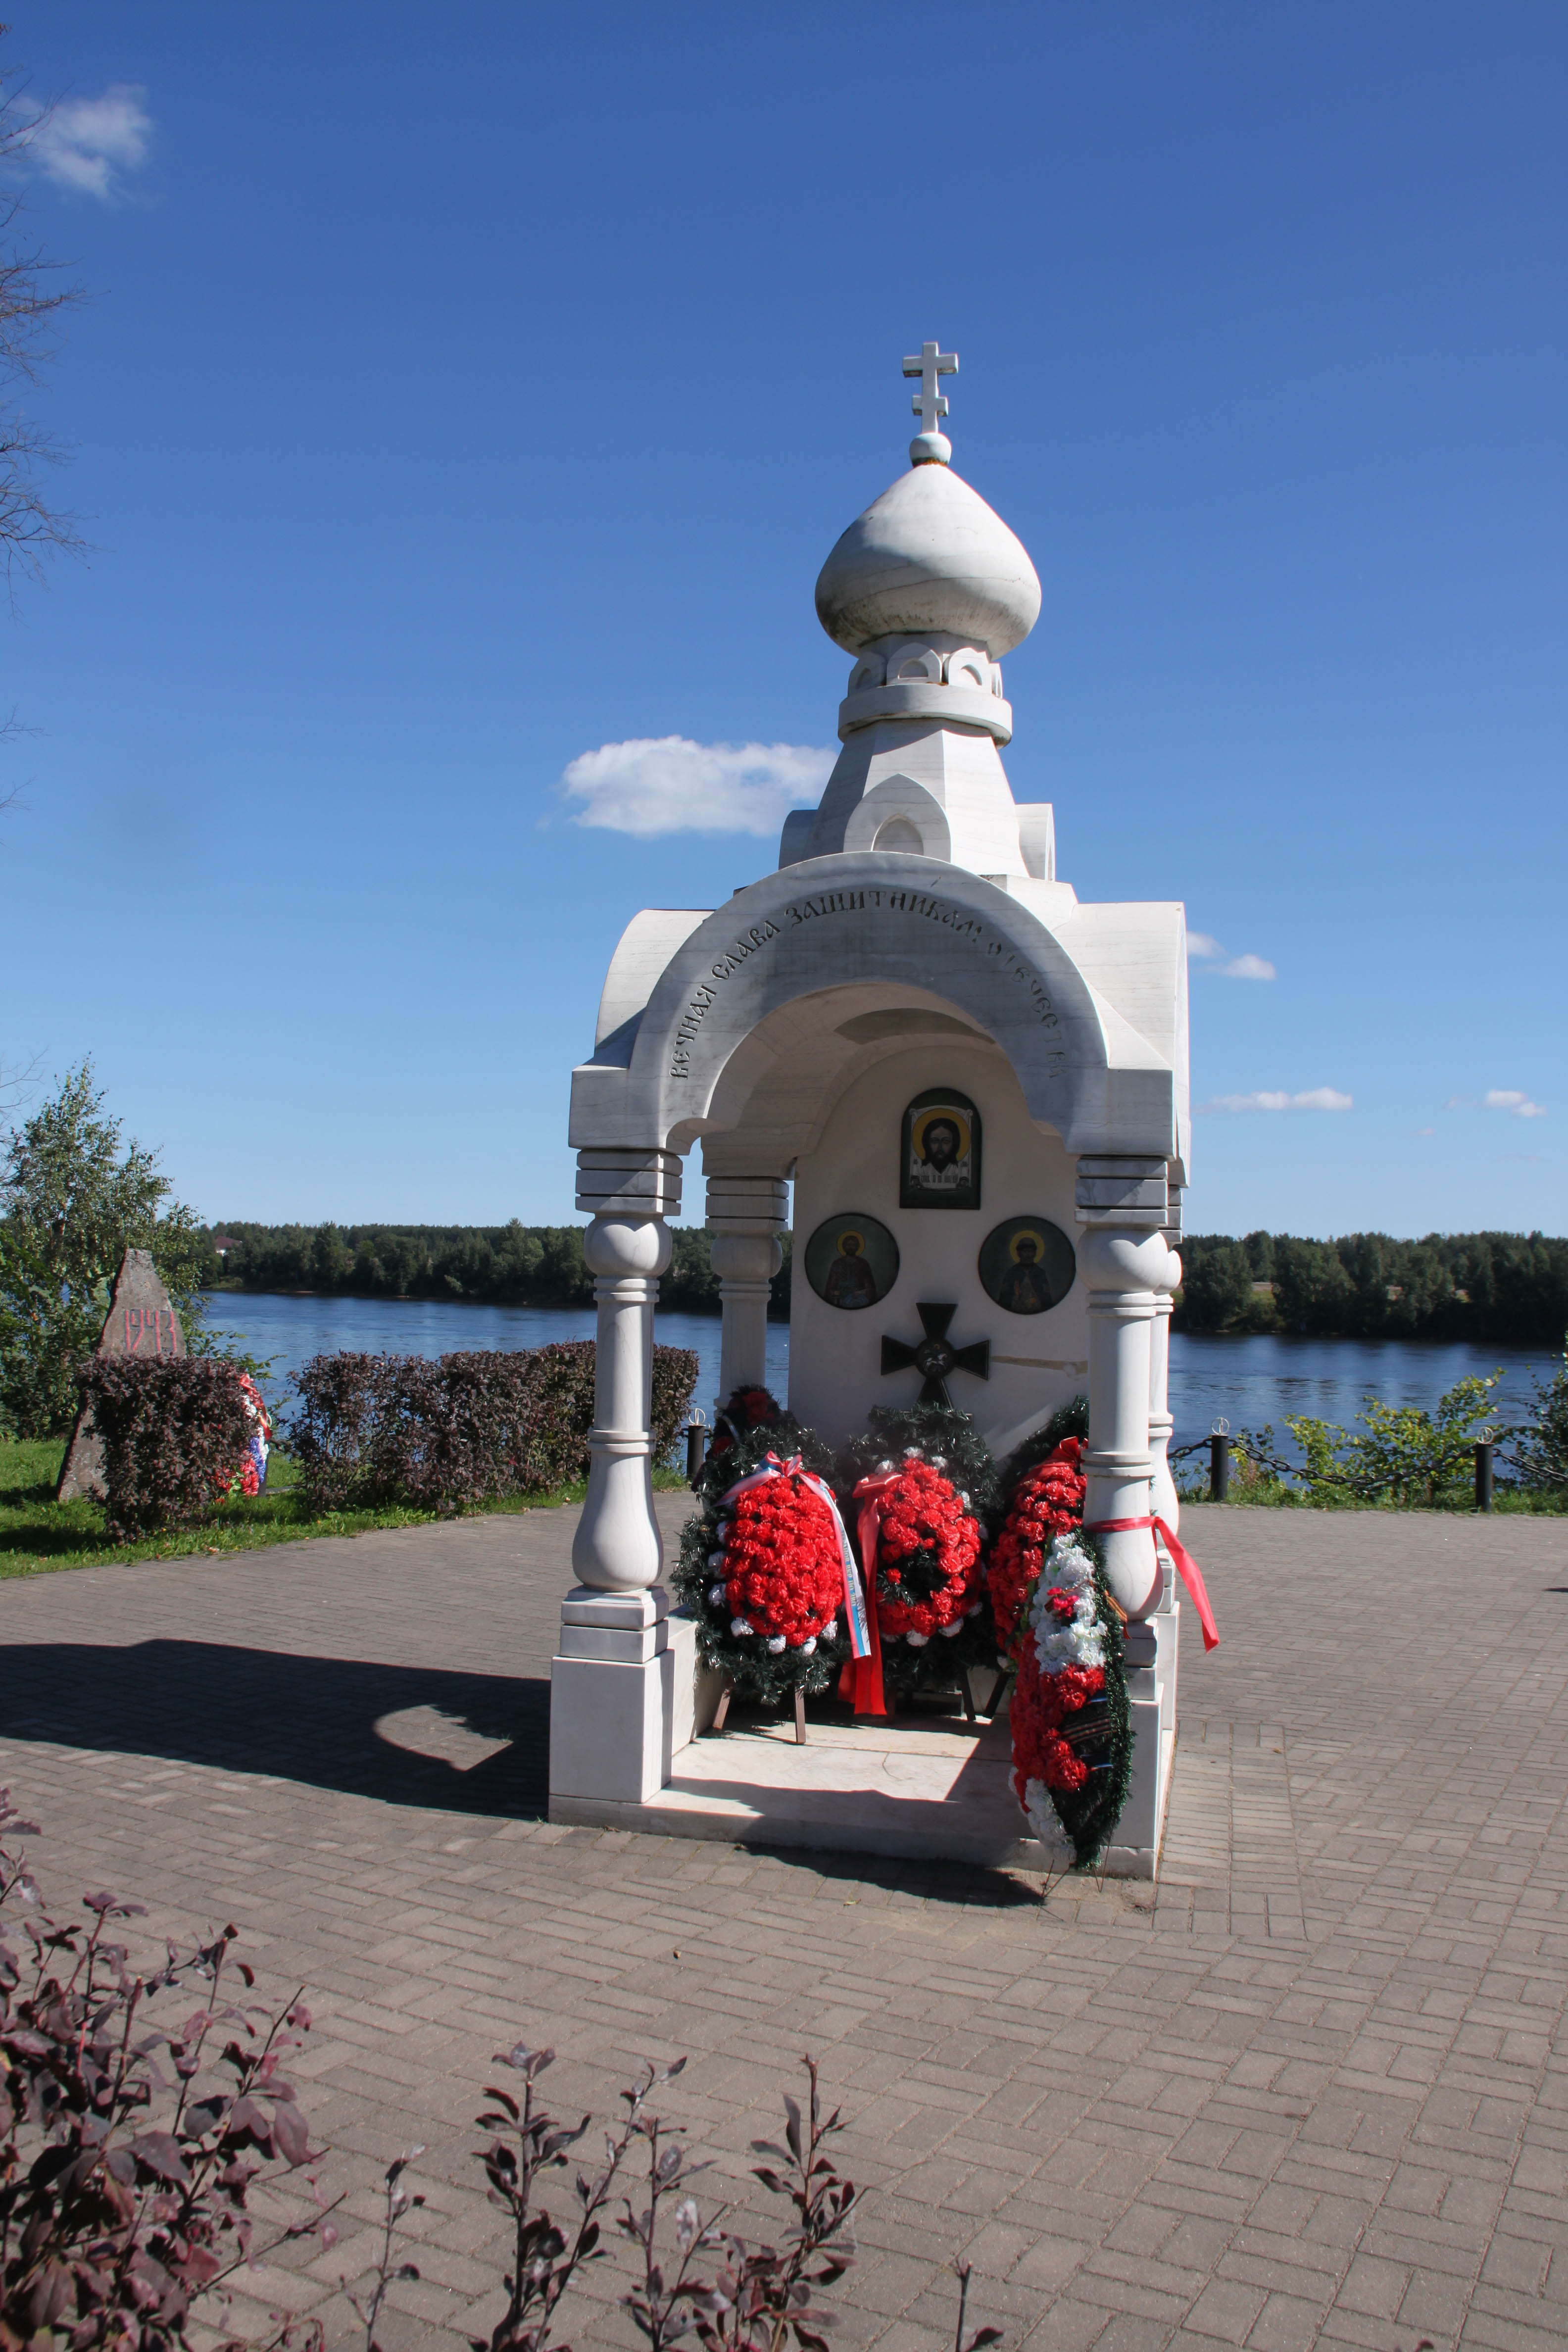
top-left (815, 457), bottom-right (1042, 659)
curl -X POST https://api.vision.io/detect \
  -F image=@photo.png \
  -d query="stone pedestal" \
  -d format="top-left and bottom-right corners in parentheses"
top-left (1104, 1595), bottom-right (1179, 1875)
top-left (550, 1588), bottom-right (678, 1805)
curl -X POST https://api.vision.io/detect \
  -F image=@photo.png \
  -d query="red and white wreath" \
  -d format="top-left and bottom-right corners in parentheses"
top-left (216, 1373), bottom-right (272, 1500)
top-left (988, 1435), bottom-right (1086, 1663)
top-left (1010, 1531), bottom-right (1128, 1865)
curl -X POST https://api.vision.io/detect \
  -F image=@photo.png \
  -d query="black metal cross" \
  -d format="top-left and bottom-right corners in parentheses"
top-left (880, 1301), bottom-right (990, 1408)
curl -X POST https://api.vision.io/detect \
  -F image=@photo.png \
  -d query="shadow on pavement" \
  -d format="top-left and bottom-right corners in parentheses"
top-left (0, 1640), bottom-right (549, 1817)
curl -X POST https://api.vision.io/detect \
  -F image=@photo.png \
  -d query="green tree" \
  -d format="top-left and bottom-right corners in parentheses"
top-left (1272, 1237), bottom-right (1356, 1333)
top-left (1176, 1238), bottom-right (1254, 1331)
top-left (0, 1064), bottom-right (211, 1436)
top-left (1287, 1372), bottom-right (1505, 1507)
top-left (1516, 1333), bottom-right (1568, 1491)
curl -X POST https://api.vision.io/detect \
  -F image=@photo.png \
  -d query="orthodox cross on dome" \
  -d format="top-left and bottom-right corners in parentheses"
top-left (903, 340), bottom-right (958, 436)
top-left (880, 1300), bottom-right (989, 1409)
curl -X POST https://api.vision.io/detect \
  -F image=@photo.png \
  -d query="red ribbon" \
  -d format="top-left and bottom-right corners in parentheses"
top-left (834, 1470), bottom-right (899, 1718)
top-left (1083, 1515), bottom-right (1221, 1651)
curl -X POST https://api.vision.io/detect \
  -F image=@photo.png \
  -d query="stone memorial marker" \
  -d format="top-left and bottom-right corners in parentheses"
top-left (55, 1247), bottom-right (186, 1503)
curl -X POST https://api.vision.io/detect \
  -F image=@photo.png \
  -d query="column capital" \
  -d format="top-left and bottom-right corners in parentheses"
top-left (705, 1173), bottom-right (789, 1234)
top-left (1074, 1155), bottom-right (1168, 1228)
top-left (576, 1146), bottom-right (683, 1219)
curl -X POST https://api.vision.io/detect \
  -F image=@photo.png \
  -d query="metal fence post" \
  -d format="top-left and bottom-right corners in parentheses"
top-left (1210, 1432), bottom-right (1230, 1503)
top-left (686, 1417), bottom-right (708, 1485)
top-left (1474, 1440), bottom-right (1494, 1513)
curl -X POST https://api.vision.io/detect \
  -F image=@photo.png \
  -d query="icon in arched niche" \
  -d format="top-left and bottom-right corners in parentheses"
top-left (979, 1217), bottom-right (1076, 1315)
top-left (899, 1087), bottom-right (981, 1211)
top-left (804, 1214), bottom-right (900, 1311)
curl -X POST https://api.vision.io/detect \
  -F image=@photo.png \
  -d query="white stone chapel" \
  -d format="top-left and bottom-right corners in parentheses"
top-left (550, 345), bottom-right (1194, 1874)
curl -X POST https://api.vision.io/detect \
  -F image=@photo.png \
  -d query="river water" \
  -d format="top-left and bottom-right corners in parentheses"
top-left (205, 1291), bottom-right (1556, 1453)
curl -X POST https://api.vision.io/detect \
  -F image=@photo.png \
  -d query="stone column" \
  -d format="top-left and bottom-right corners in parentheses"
top-left (1148, 1184), bottom-right (1183, 1532)
top-left (705, 1175), bottom-right (788, 1407)
top-left (551, 1147), bottom-right (683, 1812)
top-left (1075, 1155), bottom-right (1171, 1620)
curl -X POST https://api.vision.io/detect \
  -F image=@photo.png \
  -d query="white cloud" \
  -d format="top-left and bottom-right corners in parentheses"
top-left (1186, 931), bottom-right (1275, 980)
top-left (561, 735), bottom-right (833, 837)
top-left (1201, 1087), bottom-right (1353, 1113)
top-left (1484, 1089), bottom-right (1546, 1119)
top-left (1415, 1127), bottom-right (1435, 1136)
top-left (26, 86), bottom-right (152, 199)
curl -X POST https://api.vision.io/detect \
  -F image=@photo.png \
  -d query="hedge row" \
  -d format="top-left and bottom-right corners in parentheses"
top-left (290, 1342), bottom-right (697, 1513)
top-left (73, 1342), bottom-right (700, 1538)
top-left (79, 1357), bottom-right (254, 1543)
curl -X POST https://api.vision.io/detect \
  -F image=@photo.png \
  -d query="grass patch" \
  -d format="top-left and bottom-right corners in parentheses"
top-left (1176, 1475), bottom-right (1566, 1514)
top-left (0, 1439), bottom-right (693, 1579)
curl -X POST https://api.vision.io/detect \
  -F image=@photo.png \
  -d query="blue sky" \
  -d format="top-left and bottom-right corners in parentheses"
top-left (2, 1), bottom-right (1563, 1238)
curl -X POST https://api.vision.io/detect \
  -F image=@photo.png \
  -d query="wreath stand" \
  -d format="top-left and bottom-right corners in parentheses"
top-left (703, 1663), bottom-right (988, 1746)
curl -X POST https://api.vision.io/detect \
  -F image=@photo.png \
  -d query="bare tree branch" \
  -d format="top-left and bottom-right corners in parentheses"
top-left (0, 41), bottom-right (91, 601)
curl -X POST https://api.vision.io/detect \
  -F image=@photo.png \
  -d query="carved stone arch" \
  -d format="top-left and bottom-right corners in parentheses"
top-left (568, 853), bottom-right (1191, 1168)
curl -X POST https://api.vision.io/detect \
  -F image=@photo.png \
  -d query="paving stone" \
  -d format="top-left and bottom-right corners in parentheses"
top-left (1, 1499), bottom-right (1565, 2349)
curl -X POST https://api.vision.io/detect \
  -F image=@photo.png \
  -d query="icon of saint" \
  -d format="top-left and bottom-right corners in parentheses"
top-left (998, 1234), bottom-right (1055, 1315)
top-left (825, 1231), bottom-right (878, 1309)
top-left (910, 1114), bottom-right (969, 1193)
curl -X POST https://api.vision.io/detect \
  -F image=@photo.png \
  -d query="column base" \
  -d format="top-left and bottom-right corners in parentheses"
top-left (549, 1587), bottom-right (686, 1805)
top-left (1101, 1598), bottom-right (1178, 1876)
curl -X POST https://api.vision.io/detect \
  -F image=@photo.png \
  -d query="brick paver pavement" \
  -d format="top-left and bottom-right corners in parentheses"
top-left (1, 1499), bottom-right (1565, 2351)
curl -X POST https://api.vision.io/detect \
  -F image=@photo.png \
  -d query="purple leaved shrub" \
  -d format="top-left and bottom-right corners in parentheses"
top-left (77, 1357), bottom-right (254, 1543)
top-left (290, 1342), bottom-right (698, 1517)
top-left (0, 1789), bottom-right (333, 2350)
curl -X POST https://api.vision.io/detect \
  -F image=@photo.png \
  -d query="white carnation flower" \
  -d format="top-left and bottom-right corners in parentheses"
top-left (939, 1619), bottom-right (962, 1638)
top-left (907, 1630), bottom-right (930, 1647)
top-left (708, 1550), bottom-right (726, 1569)
top-left (708, 1583), bottom-right (727, 1607)
top-left (731, 1616), bottom-right (753, 1636)
top-left (766, 1635), bottom-right (786, 1653)
top-left (800, 1636), bottom-right (817, 1655)
top-left (1020, 1775), bottom-right (1074, 1858)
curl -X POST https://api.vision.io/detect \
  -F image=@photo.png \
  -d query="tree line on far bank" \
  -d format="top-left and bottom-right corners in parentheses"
top-left (208, 1221), bottom-right (1568, 1347)
top-left (206, 1220), bottom-right (795, 1319)
top-left (1177, 1229), bottom-right (1568, 1346)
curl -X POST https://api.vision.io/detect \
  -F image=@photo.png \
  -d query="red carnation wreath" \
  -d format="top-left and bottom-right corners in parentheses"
top-left (861, 1455), bottom-right (985, 1641)
top-left (715, 1470), bottom-right (845, 1653)
top-left (988, 1436), bottom-right (1086, 1662)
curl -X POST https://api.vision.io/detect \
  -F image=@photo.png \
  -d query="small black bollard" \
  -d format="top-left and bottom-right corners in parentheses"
top-left (686, 1419), bottom-right (708, 1486)
top-left (1209, 1432), bottom-right (1230, 1503)
top-left (1474, 1440), bottom-right (1494, 1513)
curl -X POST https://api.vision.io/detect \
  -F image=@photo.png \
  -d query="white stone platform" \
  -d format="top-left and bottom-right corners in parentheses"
top-left (549, 1706), bottom-right (1041, 1865)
